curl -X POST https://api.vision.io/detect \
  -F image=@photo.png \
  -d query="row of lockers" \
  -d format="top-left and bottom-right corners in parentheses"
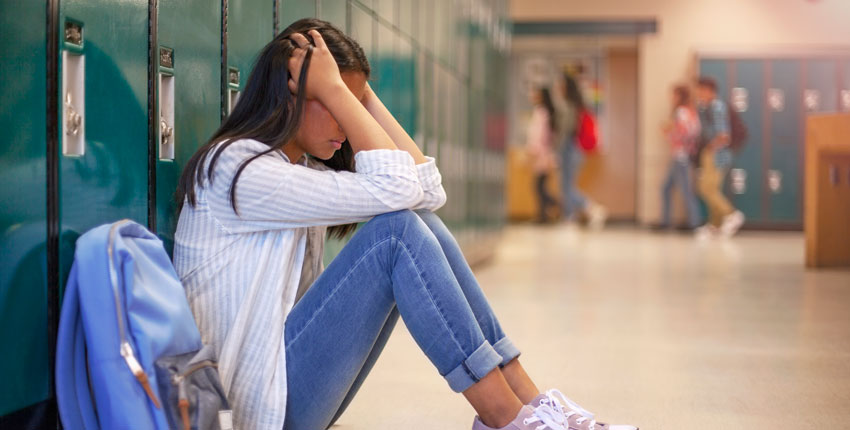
top-left (698, 56), bottom-right (850, 227)
top-left (0, 0), bottom-right (510, 424)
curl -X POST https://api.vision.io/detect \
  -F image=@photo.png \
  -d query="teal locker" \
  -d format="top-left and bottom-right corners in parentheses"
top-left (318, 0), bottom-right (346, 31)
top-left (280, 0), bottom-right (316, 27)
top-left (374, 22), bottom-right (397, 114)
top-left (727, 60), bottom-right (765, 221)
top-left (767, 60), bottom-right (802, 223)
top-left (155, 0), bottom-right (222, 253)
top-left (228, 0), bottom-right (275, 117)
top-left (397, 36), bottom-right (417, 136)
top-left (57, 1), bottom-right (149, 287)
top-left (0, 1), bottom-right (50, 417)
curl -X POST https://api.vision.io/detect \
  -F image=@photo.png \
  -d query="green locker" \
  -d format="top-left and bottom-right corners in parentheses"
top-left (767, 60), bottom-right (802, 223)
top-left (227, 0), bottom-right (275, 116)
top-left (374, 22), bottom-right (396, 114)
top-left (0, 1), bottom-right (50, 418)
top-left (155, 0), bottom-right (222, 252)
top-left (727, 60), bottom-right (765, 221)
top-left (280, 0), bottom-right (316, 28)
top-left (397, 36), bottom-right (417, 136)
top-left (57, 1), bottom-right (149, 286)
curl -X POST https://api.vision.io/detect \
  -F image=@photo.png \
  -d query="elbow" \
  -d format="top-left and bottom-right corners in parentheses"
top-left (387, 183), bottom-right (425, 211)
top-left (430, 187), bottom-right (448, 211)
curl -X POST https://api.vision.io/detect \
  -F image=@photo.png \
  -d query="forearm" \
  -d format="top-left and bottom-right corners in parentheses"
top-left (320, 83), bottom-right (397, 154)
top-left (363, 87), bottom-right (428, 164)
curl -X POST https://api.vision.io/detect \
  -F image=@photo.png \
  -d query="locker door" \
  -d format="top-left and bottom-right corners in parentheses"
top-left (397, 36), bottom-right (417, 136)
top-left (0, 1), bottom-right (50, 419)
top-left (57, 1), bottom-right (149, 283)
top-left (727, 60), bottom-right (765, 222)
top-left (280, 0), bottom-right (316, 28)
top-left (374, 22), bottom-right (397, 114)
top-left (766, 60), bottom-right (802, 223)
top-left (156, 0), bottom-right (221, 253)
top-left (227, 0), bottom-right (275, 118)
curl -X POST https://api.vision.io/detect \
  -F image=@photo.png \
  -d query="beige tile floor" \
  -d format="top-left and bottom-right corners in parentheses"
top-left (335, 225), bottom-right (850, 429)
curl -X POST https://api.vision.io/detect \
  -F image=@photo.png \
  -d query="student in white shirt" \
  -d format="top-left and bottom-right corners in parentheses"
top-left (174, 18), bottom-right (636, 430)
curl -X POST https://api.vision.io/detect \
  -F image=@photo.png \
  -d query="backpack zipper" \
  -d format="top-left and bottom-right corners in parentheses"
top-left (108, 220), bottom-right (161, 409)
top-left (171, 360), bottom-right (219, 430)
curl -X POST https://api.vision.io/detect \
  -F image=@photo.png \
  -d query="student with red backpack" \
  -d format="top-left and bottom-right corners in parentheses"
top-left (694, 77), bottom-right (746, 239)
top-left (555, 73), bottom-right (606, 228)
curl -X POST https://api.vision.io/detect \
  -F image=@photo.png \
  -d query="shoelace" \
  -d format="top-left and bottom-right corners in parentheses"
top-left (538, 389), bottom-right (598, 430)
top-left (522, 402), bottom-right (567, 430)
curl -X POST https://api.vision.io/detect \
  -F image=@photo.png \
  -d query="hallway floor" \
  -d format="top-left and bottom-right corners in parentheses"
top-left (336, 225), bottom-right (850, 429)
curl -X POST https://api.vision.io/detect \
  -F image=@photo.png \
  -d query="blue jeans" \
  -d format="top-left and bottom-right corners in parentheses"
top-left (661, 157), bottom-right (701, 229)
top-left (283, 210), bottom-right (520, 430)
top-left (559, 142), bottom-right (587, 219)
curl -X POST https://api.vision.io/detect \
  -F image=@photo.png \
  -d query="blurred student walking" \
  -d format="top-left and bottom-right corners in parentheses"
top-left (556, 73), bottom-right (606, 228)
top-left (525, 87), bottom-right (559, 223)
top-left (694, 77), bottom-right (745, 238)
top-left (659, 85), bottom-right (701, 230)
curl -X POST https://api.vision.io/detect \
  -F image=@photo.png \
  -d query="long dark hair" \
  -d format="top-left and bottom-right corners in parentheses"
top-left (176, 18), bottom-right (370, 239)
top-left (537, 87), bottom-right (556, 132)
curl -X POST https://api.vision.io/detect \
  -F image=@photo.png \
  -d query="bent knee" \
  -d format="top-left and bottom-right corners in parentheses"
top-left (367, 210), bottom-right (430, 238)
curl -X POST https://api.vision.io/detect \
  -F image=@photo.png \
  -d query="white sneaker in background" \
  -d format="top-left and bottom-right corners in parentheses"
top-left (720, 210), bottom-right (745, 238)
top-left (587, 203), bottom-right (608, 231)
top-left (694, 224), bottom-right (717, 241)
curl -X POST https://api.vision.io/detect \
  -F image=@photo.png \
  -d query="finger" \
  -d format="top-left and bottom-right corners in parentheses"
top-left (289, 33), bottom-right (310, 49)
top-left (308, 29), bottom-right (326, 50)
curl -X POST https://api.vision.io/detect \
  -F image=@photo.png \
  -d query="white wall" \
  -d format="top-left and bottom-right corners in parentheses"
top-left (511, 0), bottom-right (850, 223)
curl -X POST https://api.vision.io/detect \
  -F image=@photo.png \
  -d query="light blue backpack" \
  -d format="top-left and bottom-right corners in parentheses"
top-left (56, 220), bottom-right (231, 430)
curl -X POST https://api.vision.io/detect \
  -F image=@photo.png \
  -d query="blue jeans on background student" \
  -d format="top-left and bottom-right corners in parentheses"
top-left (661, 156), bottom-right (701, 229)
top-left (283, 210), bottom-right (521, 430)
top-left (560, 142), bottom-right (587, 219)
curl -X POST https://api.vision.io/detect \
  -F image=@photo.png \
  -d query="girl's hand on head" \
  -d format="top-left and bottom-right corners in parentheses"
top-left (288, 30), bottom-right (345, 102)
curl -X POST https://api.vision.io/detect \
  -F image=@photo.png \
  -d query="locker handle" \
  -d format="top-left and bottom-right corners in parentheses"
top-left (62, 49), bottom-right (85, 156)
top-left (65, 93), bottom-right (82, 137)
top-left (158, 72), bottom-right (175, 160)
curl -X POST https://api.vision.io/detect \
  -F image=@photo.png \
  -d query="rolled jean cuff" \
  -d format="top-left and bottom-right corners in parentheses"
top-left (443, 341), bottom-right (503, 393)
top-left (493, 337), bottom-right (521, 367)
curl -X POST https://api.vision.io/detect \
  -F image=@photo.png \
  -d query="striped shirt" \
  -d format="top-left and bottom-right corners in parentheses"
top-left (173, 139), bottom-right (446, 429)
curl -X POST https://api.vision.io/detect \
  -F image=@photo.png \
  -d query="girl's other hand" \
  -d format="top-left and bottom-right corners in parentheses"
top-left (288, 30), bottom-right (345, 102)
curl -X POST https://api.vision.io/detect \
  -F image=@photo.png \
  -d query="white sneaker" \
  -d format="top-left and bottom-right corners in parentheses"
top-left (472, 404), bottom-right (566, 430)
top-left (720, 210), bottom-right (745, 237)
top-left (531, 390), bottom-right (638, 430)
top-left (694, 224), bottom-right (717, 241)
top-left (587, 204), bottom-right (608, 230)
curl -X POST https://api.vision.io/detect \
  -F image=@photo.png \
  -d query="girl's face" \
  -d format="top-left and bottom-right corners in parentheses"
top-left (288, 71), bottom-right (368, 161)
